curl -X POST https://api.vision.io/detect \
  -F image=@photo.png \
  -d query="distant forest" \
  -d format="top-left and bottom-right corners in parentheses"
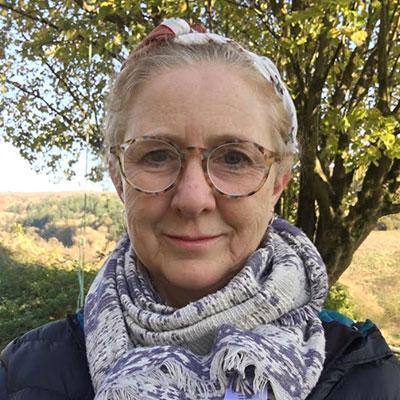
top-left (7, 193), bottom-right (124, 251)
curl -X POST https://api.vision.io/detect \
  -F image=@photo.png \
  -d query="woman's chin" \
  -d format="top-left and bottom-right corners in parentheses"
top-left (154, 264), bottom-right (238, 304)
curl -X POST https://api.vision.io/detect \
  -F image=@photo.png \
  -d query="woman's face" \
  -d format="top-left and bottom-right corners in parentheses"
top-left (111, 63), bottom-right (289, 307)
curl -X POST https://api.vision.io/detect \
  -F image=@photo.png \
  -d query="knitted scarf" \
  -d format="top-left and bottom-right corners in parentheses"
top-left (84, 218), bottom-right (328, 400)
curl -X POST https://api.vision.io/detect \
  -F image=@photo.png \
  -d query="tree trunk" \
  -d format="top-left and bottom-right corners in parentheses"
top-left (296, 114), bottom-right (319, 240)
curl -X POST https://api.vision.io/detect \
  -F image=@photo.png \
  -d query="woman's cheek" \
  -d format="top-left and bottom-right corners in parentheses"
top-left (123, 190), bottom-right (147, 240)
top-left (124, 191), bottom-right (167, 244)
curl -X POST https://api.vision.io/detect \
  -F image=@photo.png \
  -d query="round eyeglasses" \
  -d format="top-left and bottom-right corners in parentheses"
top-left (110, 136), bottom-right (281, 198)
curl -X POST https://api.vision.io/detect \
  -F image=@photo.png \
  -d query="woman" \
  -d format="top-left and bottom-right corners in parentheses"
top-left (1, 18), bottom-right (399, 400)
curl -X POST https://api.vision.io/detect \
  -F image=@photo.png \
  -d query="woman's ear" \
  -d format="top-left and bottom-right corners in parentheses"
top-left (108, 155), bottom-right (124, 203)
top-left (272, 169), bottom-right (292, 205)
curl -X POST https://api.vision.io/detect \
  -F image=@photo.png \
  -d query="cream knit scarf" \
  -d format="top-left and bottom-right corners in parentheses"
top-left (84, 218), bottom-right (328, 400)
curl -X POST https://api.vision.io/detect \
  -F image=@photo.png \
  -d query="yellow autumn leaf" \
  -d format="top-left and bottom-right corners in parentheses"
top-left (44, 45), bottom-right (57, 57)
top-left (113, 33), bottom-right (122, 46)
top-left (83, 1), bottom-right (96, 12)
top-left (180, 1), bottom-right (187, 12)
top-left (296, 37), bottom-right (307, 45)
top-left (329, 28), bottom-right (340, 39)
top-left (350, 30), bottom-right (368, 46)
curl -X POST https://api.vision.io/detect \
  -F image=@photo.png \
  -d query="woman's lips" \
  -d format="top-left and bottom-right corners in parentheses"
top-left (164, 234), bottom-right (223, 250)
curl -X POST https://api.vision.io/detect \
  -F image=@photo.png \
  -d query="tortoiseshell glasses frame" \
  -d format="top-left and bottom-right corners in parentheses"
top-left (110, 136), bottom-right (281, 198)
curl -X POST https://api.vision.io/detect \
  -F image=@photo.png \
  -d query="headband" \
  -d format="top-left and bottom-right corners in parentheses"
top-left (128, 18), bottom-right (298, 154)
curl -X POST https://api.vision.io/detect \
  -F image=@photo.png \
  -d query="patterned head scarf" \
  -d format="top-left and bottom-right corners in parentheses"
top-left (123, 18), bottom-right (298, 154)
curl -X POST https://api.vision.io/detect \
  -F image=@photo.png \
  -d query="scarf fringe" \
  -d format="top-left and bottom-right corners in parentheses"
top-left (97, 361), bottom-right (225, 400)
top-left (97, 367), bottom-right (301, 400)
top-left (96, 387), bottom-right (141, 400)
top-left (97, 356), bottom-right (294, 400)
top-left (210, 348), bottom-right (269, 396)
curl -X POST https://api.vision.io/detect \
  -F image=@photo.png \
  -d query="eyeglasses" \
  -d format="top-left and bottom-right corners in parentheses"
top-left (110, 136), bottom-right (281, 198)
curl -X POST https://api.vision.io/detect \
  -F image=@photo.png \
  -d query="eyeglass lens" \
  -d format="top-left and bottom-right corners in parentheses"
top-left (122, 139), bottom-right (268, 196)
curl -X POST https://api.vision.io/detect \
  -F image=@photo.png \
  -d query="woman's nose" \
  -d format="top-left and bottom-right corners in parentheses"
top-left (170, 158), bottom-right (216, 217)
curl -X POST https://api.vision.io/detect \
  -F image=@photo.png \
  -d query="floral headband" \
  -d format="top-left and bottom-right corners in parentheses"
top-left (125, 18), bottom-right (298, 154)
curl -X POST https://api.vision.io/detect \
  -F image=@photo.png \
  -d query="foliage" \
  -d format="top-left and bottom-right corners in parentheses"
top-left (324, 282), bottom-right (358, 321)
top-left (7, 193), bottom-right (125, 248)
top-left (0, 0), bottom-right (399, 283)
top-left (0, 243), bottom-right (96, 350)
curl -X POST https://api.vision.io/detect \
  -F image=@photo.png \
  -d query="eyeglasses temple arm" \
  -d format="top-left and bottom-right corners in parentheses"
top-left (109, 146), bottom-right (118, 156)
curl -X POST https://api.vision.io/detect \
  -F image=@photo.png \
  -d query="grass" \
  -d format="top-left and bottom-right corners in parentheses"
top-left (0, 246), bottom-right (96, 349)
top-left (0, 239), bottom-right (97, 350)
top-left (339, 230), bottom-right (400, 346)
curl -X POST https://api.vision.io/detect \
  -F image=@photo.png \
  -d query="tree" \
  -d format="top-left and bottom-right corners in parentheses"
top-left (1, 0), bottom-right (399, 284)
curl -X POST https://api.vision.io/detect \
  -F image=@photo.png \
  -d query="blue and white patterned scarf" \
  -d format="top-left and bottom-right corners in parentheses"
top-left (84, 218), bottom-right (328, 400)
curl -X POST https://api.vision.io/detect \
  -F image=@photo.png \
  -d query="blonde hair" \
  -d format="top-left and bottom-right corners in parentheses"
top-left (105, 41), bottom-right (293, 169)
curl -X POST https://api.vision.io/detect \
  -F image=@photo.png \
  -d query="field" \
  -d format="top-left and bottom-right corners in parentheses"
top-left (340, 230), bottom-right (400, 346)
top-left (0, 192), bottom-right (399, 350)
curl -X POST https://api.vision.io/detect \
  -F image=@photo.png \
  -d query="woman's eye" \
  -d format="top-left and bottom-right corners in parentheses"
top-left (222, 151), bottom-right (251, 166)
top-left (142, 150), bottom-right (171, 163)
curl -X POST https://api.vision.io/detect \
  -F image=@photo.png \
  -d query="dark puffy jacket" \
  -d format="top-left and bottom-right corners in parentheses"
top-left (1, 311), bottom-right (399, 399)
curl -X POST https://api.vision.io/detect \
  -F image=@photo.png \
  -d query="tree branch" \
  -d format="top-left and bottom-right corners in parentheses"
top-left (330, 139), bottom-right (355, 211)
top-left (393, 98), bottom-right (400, 117)
top-left (341, 6), bottom-right (377, 111)
top-left (377, 0), bottom-right (390, 114)
top-left (0, 2), bottom-right (59, 30)
top-left (331, 46), bottom-right (358, 108)
top-left (380, 202), bottom-right (400, 216)
top-left (72, 0), bottom-right (145, 30)
top-left (314, 158), bottom-right (335, 224)
top-left (387, 0), bottom-right (400, 55)
top-left (385, 157), bottom-right (400, 193)
top-left (41, 58), bottom-right (89, 116)
top-left (322, 41), bottom-right (343, 90)
top-left (347, 48), bottom-right (378, 110)
top-left (70, 1), bottom-right (135, 58)
top-left (388, 53), bottom-right (400, 89)
top-left (309, 20), bottom-right (341, 108)
top-left (242, 0), bottom-right (281, 41)
top-left (348, 154), bottom-right (393, 223)
top-left (16, 29), bottom-right (91, 115)
top-left (6, 78), bottom-right (77, 129)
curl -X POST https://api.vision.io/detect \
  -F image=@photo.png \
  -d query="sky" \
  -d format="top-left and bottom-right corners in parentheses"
top-left (0, 141), bottom-right (113, 192)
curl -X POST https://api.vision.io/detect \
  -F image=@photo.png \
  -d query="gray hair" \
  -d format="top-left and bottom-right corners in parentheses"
top-left (104, 41), bottom-right (293, 167)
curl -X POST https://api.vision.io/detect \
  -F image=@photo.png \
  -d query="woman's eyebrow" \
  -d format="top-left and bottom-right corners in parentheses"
top-left (146, 132), bottom-right (248, 146)
top-left (144, 132), bottom-right (182, 142)
top-left (209, 133), bottom-right (248, 144)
